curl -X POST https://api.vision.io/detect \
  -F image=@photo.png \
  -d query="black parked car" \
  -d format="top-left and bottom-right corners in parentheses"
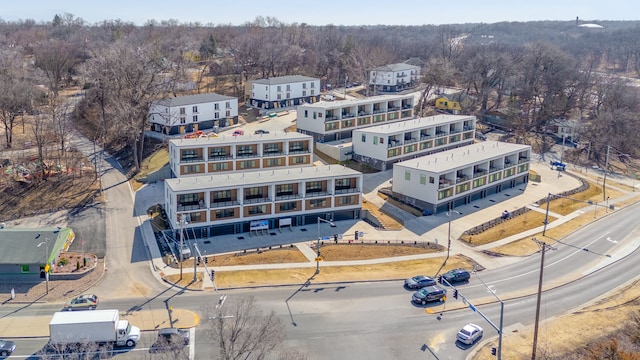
top-left (412, 286), bottom-right (447, 305)
top-left (441, 269), bottom-right (471, 284)
top-left (0, 339), bottom-right (16, 357)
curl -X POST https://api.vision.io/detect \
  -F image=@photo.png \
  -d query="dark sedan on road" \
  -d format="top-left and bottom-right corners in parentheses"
top-left (442, 269), bottom-right (470, 284)
top-left (404, 275), bottom-right (436, 289)
top-left (412, 286), bottom-right (446, 305)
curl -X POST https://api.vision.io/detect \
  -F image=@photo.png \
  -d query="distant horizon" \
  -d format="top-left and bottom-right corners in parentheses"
top-left (2, 0), bottom-right (639, 27)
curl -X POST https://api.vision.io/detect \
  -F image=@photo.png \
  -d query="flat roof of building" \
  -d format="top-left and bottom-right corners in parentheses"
top-left (165, 165), bottom-right (362, 192)
top-left (300, 94), bottom-right (413, 109)
top-left (0, 227), bottom-right (67, 264)
top-left (395, 141), bottom-right (531, 173)
top-left (354, 115), bottom-right (475, 135)
top-left (373, 63), bottom-right (420, 72)
top-left (169, 131), bottom-right (312, 147)
top-left (251, 75), bottom-right (319, 85)
top-left (154, 93), bottom-right (236, 107)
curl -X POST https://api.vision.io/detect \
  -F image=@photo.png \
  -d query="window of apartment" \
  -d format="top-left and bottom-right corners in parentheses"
top-left (373, 136), bottom-right (378, 145)
top-left (239, 160), bottom-right (257, 169)
top-left (290, 156), bottom-right (307, 164)
top-left (306, 181), bottom-right (323, 193)
top-left (361, 134), bottom-right (366, 143)
top-left (304, 110), bottom-right (308, 118)
top-left (286, 85), bottom-right (291, 91)
top-left (302, 83), bottom-right (307, 89)
top-left (404, 170), bottom-right (411, 181)
top-left (286, 93), bottom-right (291, 99)
top-left (237, 145), bottom-right (254, 156)
top-left (179, 107), bottom-right (186, 114)
top-left (213, 190), bottom-right (232, 202)
top-left (420, 174), bottom-right (426, 185)
top-left (247, 205), bottom-right (267, 215)
top-left (429, 176), bottom-right (435, 184)
top-left (212, 162), bottom-right (230, 171)
top-left (473, 177), bottom-right (486, 188)
top-left (215, 112), bottom-right (220, 119)
top-left (225, 110), bottom-right (231, 117)
top-left (264, 143), bottom-right (279, 154)
top-left (279, 201), bottom-right (298, 211)
top-left (181, 149), bottom-right (199, 160)
top-left (226, 101), bottom-right (231, 109)
top-left (338, 195), bottom-right (356, 205)
top-left (404, 144), bottom-right (417, 153)
top-left (187, 212), bottom-right (204, 223)
top-left (302, 90), bottom-right (307, 97)
top-left (311, 90), bottom-right (315, 95)
top-left (179, 193), bottom-right (199, 204)
top-left (276, 184), bottom-right (294, 196)
top-left (245, 187), bottom-right (263, 199)
top-left (335, 178), bottom-right (351, 190)
top-left (182, 164), bottom-right (202, 174)
top-left (387, 148), bottom-right (401, 157)
top-left (265, 158), bottom-right (284, 166)
top-left (289, 141), bottom-right (304, 152)
top-left (438, 188), bottom-right (453, 200)
top-left (21, 265), bottom-right (29, 273)
top-left (215, 209), bottom-right (235, 219)
top-left (277, 94), bottom-right (282, 100)
top-left (192, 106), bottom-right (198, 113)
top-left (277, 85), bottom-right (281, 92)
top-left (209, 147), bottom-right (227, 157)
top-left (193, 115), bottom-right (198, 122)
top-left (308, 198), bottom-right (327, 208)
top-left (325, 122), bottom-right (338, 131)
top-left (214, 103), bottom-right (220, 110)
top-left (180, 116), bottom-right (186, 124)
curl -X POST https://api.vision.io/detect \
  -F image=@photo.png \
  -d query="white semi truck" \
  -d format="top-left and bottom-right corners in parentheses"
top-left (49, 309), bottom-right (140, 347)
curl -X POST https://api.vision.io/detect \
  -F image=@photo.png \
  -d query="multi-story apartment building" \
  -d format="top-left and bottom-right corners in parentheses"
top-left (164, 165), bottom-right (363, 236)
top-left (149, 93), bottom-right (238, 135)
top-left (352, 115), bottom-right (477, 170)
top-left (369, 63), bottom-right (421, 92)
top-left (168, 132), bottom-right (314, 177)
top-left (296, 94), bottom-right (415, 143)
top-left (391, 141), bottom-right (531, 214)
top-left (246, 75), bottom-right (321, 110)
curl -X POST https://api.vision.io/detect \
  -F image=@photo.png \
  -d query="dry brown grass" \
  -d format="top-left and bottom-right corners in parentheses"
top-left (214, 255), bottom-right (475, 288)
top-left (461, 211), bottom-right (555, 246)
top-left (131, 147), bottom-right (169, 191)
top-left (362, 200), bottom-right (404, 230)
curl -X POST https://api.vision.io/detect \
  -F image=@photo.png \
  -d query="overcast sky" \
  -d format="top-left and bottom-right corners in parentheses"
top-left (2, 0), bottom-right (637, 26)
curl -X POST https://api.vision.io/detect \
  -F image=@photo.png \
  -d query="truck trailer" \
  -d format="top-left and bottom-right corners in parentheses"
top-left (49, 309), bottom-right (140, 347)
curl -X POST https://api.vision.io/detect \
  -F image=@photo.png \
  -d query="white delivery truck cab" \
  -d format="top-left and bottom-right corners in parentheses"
top-left (49, 309), bottom-right (141, 347)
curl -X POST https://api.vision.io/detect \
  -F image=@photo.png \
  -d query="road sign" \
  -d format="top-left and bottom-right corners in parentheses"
top-left (44, 264), bottom-right (50, 273)
top-left (320, 236), bottom-right (331, 241)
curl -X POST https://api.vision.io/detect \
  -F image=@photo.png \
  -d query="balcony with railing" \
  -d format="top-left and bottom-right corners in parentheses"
top-left (334, 187), bottom-right (360, 195)
top-left (305, 189), bottom-right (332, 198)
top-left (177, 201), bottom-right (206, 212)
top-left (438, 177), bottom-right (454, 189)
top-left (243, 196), bottom-right (272, 204)
top-left (210, 199), bottom-right (240, 209)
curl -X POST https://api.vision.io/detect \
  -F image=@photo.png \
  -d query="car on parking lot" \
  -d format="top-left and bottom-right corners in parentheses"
top-left (254, 129), bottom-right (270, 134)
top-left (177, 242), bottom-right (191, 259)
top-left (63, 294), bottom-right (99, 311)
top-left (442, 269), bottom-right (471, 284)
top-left (457, 323), bottom-right (483, 345)
top-left (404, 275), bottom-right (436, 289)
top-left (411, 286), bottom-right (446, 304)
top-left (0, 339), bottom-right (16, 357)
top-left (149, 328), bottom-right (190, 353)
top-left (232, 129), bottom-right (244, 136)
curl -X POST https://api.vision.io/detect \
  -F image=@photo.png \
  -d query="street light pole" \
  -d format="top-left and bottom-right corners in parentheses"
top-left (177, 215), bottom-right (186, 281)
top-left (316, 216), bottom-right (335, 274)
top-left (472, 270), bottom-right (504, 360)
top-left (445, 205), bottom-right (461, 265)
top-left (37, 237), bottom-right (49, 295)
top-left (531, 238), bottom-right (556, 360)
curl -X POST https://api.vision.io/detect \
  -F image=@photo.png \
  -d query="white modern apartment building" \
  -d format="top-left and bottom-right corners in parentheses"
top-left (246, 75), bottom-right (321, 111)
top-left (392, 141), bottom-right (531, 214)
top-left (369, 63), bottom-right (421, 92)
top-left (168, 132), bottom-right (314, 177)
top-left (352, 115), bottom-right (477, 171)
top-left (296, 94), bottom-right (415, 143)
top-left (164, 165), bottom-right (363, 236)
top-left (149, 93), bottom-right (238, 135)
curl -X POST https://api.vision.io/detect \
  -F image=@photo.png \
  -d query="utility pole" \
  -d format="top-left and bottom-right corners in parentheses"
top-left (531, 238), bottom-right (556, 360)
top-left (542, 193), bottom-right (551, 236)
top-left (602, 144), bottom-right (611, 201)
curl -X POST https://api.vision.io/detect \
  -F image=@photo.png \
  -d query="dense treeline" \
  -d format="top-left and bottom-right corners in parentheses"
top-left (1, 14), bottom-right (640, 172)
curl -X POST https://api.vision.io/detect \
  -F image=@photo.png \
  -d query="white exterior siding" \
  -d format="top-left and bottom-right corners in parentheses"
top-left (352, 115), bottom-right (476, 170)
top-left (149, 93), bottom-right (238, 135)
top-left (169, 132), bottom-right (314, 177)
top-left (164, 165), bottom-right (363, 230)
top-left (248, 75), bottom-right (321, 110)
top-left (369, 63), bottom-right (421, 92)
top-left (392, 141), bottom-right (531, 213)
top-left (296, 94), bottom-right (415, 142)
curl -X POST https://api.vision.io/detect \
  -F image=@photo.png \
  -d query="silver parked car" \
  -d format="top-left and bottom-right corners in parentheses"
top-left (456, 323), bottom-right (483, 345)
top-left (404, 275), bottom-right (436, 289)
